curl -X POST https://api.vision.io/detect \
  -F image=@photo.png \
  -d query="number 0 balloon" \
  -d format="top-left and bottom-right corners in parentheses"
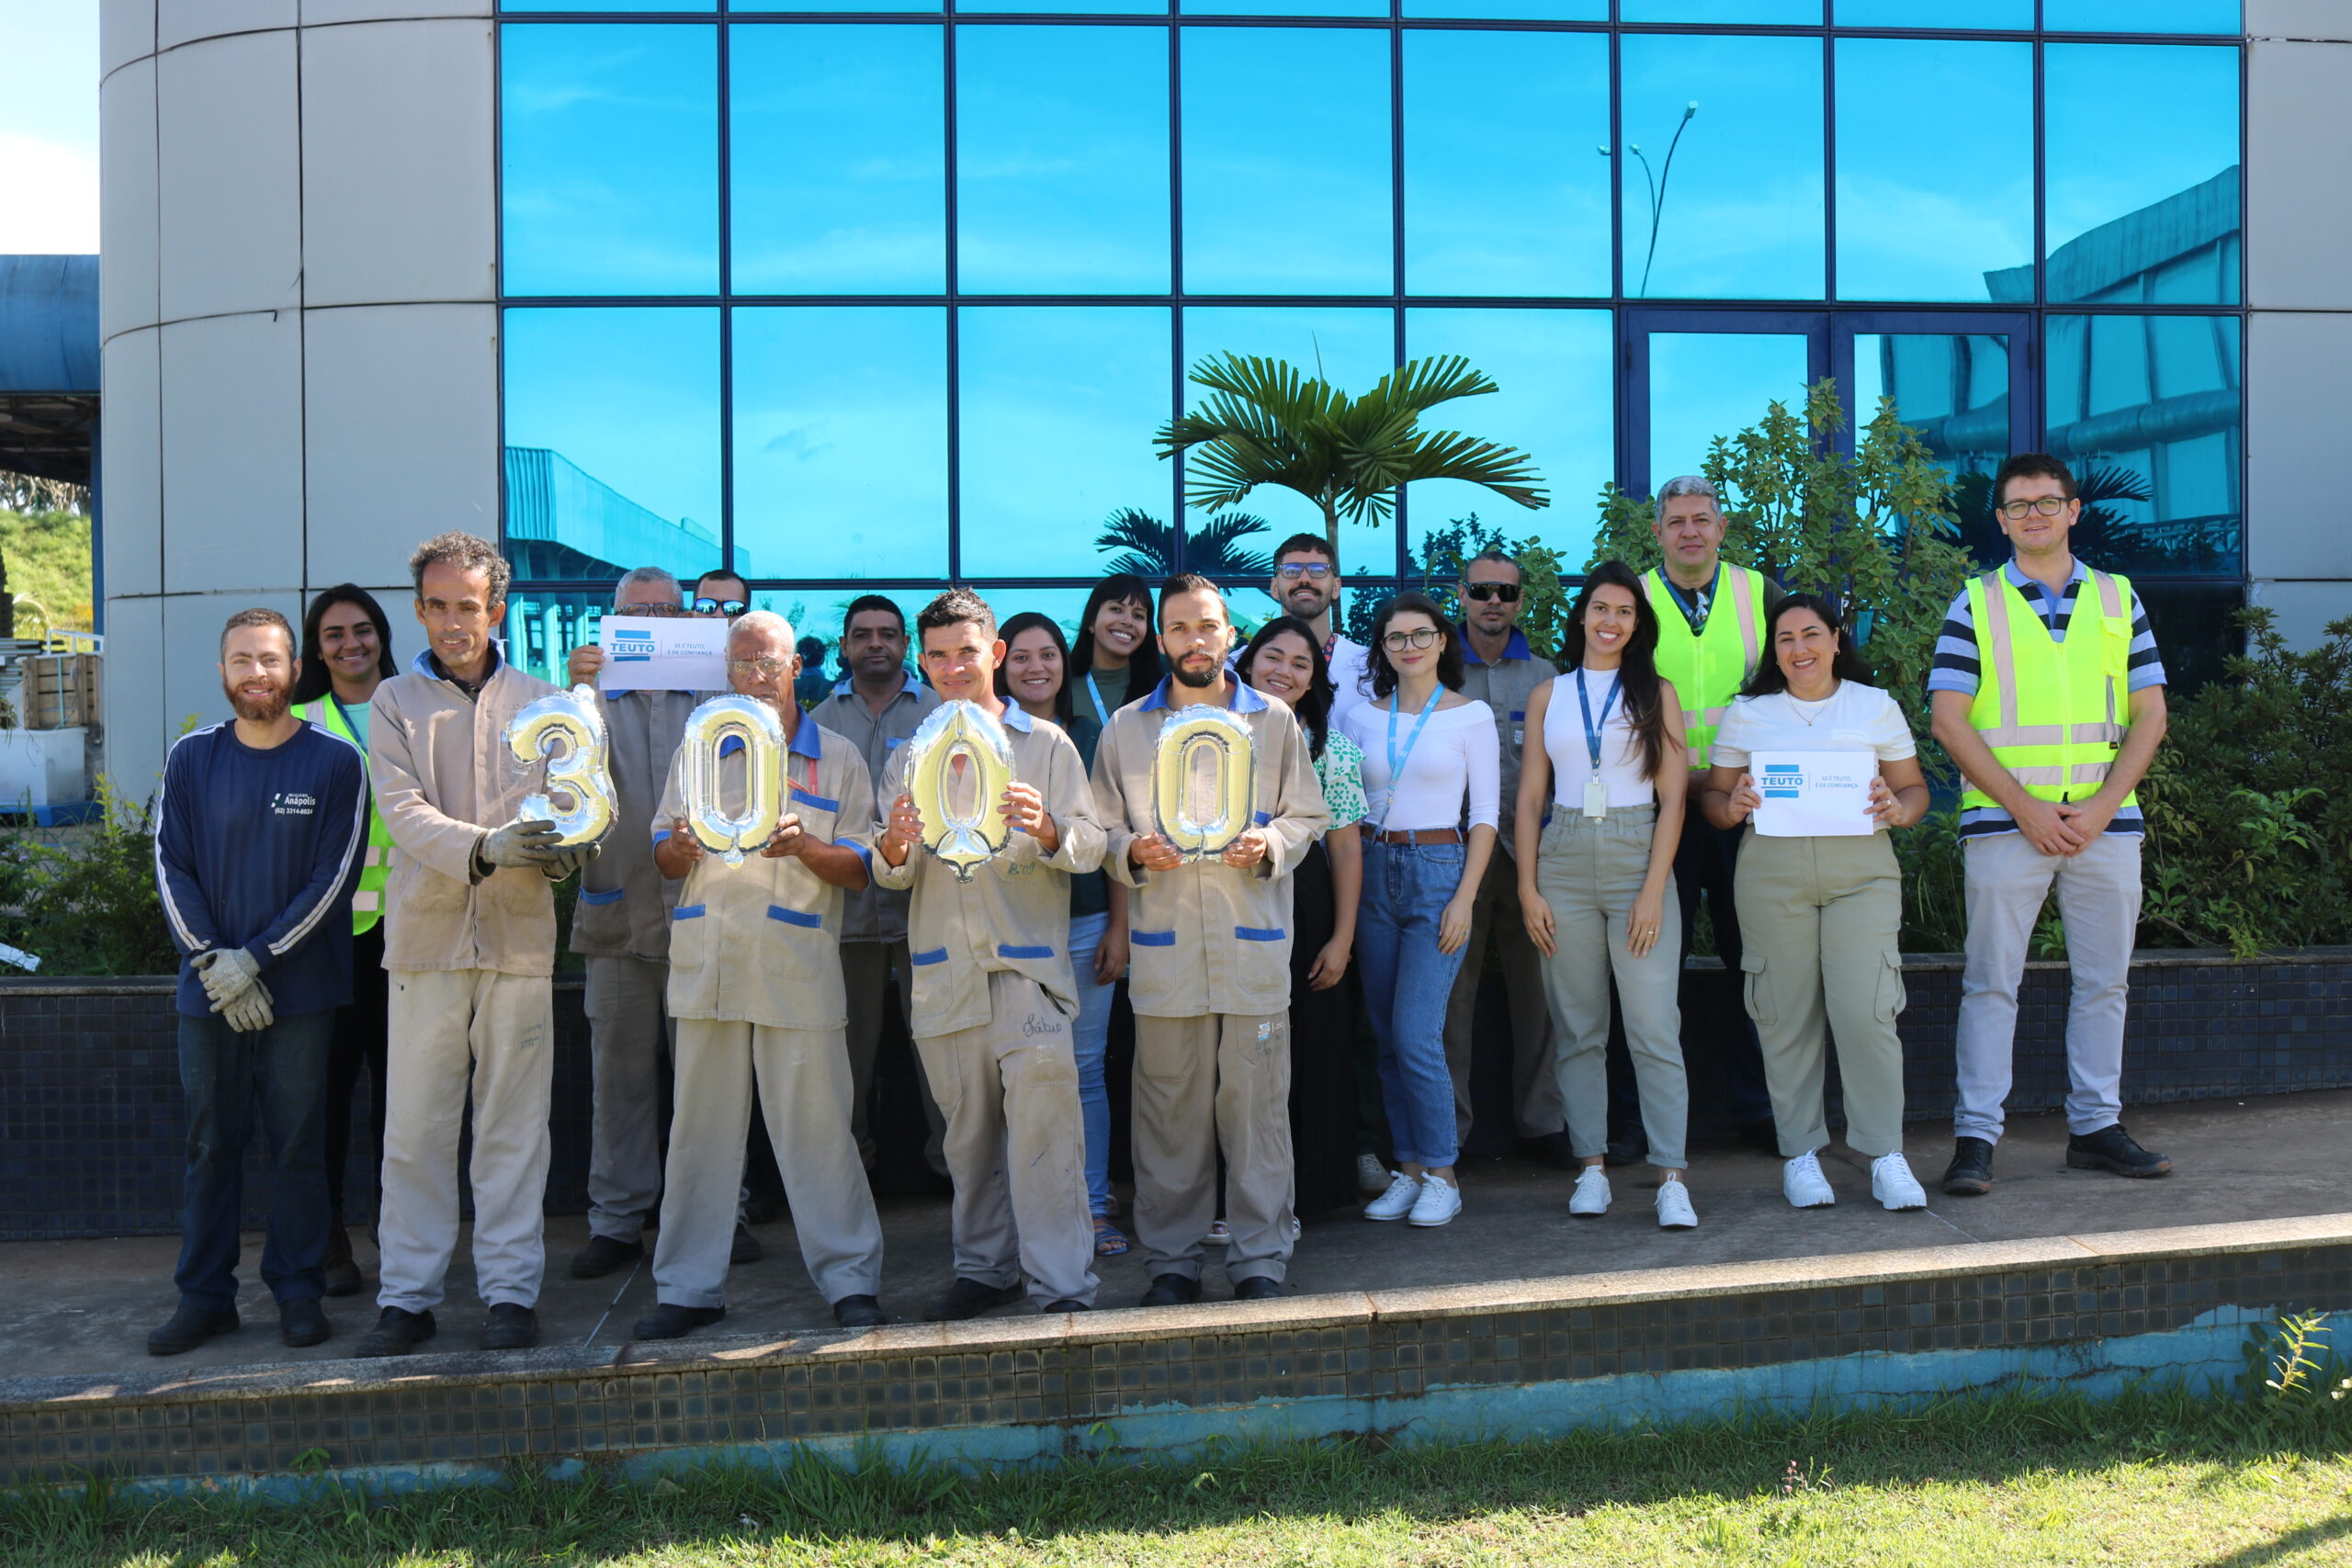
top-left (679, 695), bottom-right (786, 864)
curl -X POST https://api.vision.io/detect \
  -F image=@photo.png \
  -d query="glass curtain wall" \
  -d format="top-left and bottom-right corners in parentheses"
top-left (497, 4), bottom-right (2244, 678)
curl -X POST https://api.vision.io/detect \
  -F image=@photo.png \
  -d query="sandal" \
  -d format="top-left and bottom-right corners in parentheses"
top-left (1092, 1217), bottom-right (1130, 1257)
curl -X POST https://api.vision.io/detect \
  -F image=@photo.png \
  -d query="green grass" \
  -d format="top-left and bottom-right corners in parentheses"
top-left (0, 507), bottom-right (94, 634)
top-left (6, 1381), bottom-right (2352, 1566)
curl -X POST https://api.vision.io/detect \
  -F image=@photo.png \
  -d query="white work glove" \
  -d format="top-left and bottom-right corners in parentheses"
top-left (543, 841), bottom-right (602, 881)
top-left (220, 976), bottom-right (276, 1033)
top-left (195, 945), bottom-right (263, 1010)
top-left (479, 818), bottom-right (564, 869)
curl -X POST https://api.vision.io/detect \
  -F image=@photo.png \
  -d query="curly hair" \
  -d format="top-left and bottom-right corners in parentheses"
top-left (408, 531), bottom-right (511, 603)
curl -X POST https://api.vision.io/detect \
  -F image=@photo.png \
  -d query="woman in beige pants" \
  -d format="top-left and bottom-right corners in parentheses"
top-left (1700, 593), bottom-right (1932, 1213)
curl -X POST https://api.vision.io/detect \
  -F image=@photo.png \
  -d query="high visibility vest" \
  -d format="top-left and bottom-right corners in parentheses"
top-left (294, 694), bottom-right (394, 934)
top-left (1962, 567), bottom-right (2138, 814)
top-left (1643, 564), bottom-right (1766, 763)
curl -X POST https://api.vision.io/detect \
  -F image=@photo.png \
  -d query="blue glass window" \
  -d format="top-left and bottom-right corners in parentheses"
top-left (1645, 331), bottom-right (1812, 494)
top-left (503, 591), bottom-right (608, 691)
top-left (501, 25), bottom-right (718, 297)
top-left (747, 589), bottom-right (930, 711)
top-left (733, 307), bottom-right (948, 581)
top-left (1619, 34), bottom-right (1824, 301)
top-left (1622, 0), bottom-right (1819, 21)
top-left (1835, 0), bottom-right (2032, 23)
top-left (2044, 0), bottom-right (2239, 32)
top-left (2044, 44), bottom-right (2239, 305)
top-left (1181, 28), bottom-right (1392, 297)
top-left (1404, 31), bottom-right (1610, 299)
top-left (1185, 0), bottom-right (1383, 17)
top-left (1405, 0), bottom-right (1603, 16)
top-left (1836, 39), bottom-right (2032, 302)
top-left (956, 27), bottom-right (1170, 295)
top-left (502, 308), bottom-right (723, 583)
top-left (729, 25), bottom-right (944, 296)
top-left (1852, 331), bottom-right (2012, 562)
top-left (958, 308), bottom-right (1173, 580)
top-left (503, 0), bottom-right (709, 11)
top-left (2045, 313), bottom-right (2240, 576)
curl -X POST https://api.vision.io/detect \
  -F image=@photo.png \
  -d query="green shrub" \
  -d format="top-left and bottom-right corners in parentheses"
top-left (1, 776), bottom-right (178, 976)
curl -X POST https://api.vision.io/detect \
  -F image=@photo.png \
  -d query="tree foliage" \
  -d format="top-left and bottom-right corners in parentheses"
top-left (1093, 506), bottom-right (1273, 580)
top-left (0, 507), bottom-right (96, 633)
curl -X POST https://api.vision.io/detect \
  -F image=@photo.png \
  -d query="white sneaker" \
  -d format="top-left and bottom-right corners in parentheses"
top-left (1356, 1152), bottom-right (1390, 1194)
top-left (1408, 1177), bottom-right (1463, 1227)
top-left (1871, 1151), bottom-right (1928, 1211)
top-left (1655, 1179), bottom-right (1698, 1229)
top-left (1782, 1150), bottom-right (1838, 1209)
top-left (1568, 1166), bottom-right (1611, 1217)
top-left (1363, 1171), bottom-right (1420, 1222)
top-left (1203, 1219), bottom-right (1231, 1246)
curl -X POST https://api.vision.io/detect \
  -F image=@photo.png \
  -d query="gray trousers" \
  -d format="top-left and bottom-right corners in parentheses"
top-left (1441, 850), bottom-right (1565, 1142)
top-left (842, 940), bottom-right (944, 1174)
top-left (1955, 831), bottom-right (2141, 1144)
top-left (1532, 808), bottom-right (1689, 1169)
top-left (582, 954), bottom-right (672, 1242)
top-left (1734, 832), bottom-right (1908, 1159)
top-left (1133, 1010), bottom-right (1296, 1285)
top-left (914, 969), bottom-right (1097, 1307)
top-left (651, 1019), bottom-right (884, 1308)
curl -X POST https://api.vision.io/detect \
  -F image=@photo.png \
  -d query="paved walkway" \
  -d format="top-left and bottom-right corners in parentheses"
top-left (7, 1091), bottom-right (2343, 1378)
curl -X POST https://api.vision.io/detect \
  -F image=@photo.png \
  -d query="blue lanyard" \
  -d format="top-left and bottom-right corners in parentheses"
top-left (1575, 667), bottom-right (1622, 774)
top-left (1085, 671), bottom-right (1108, 723)
top-left (1383, 685), bottom-right (1442, 825)
top-left (1658, 565), bottom-right (1718, 633)
top-left (328, 694), bottom-right (368, 759)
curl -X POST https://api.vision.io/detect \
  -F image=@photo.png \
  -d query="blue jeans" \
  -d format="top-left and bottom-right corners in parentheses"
top-left (174, 1009), bottom-right (335, 1310)
top-left (1358, 840), bottom-right (1469, 1170)
top-left (1068, 911), bottom-right (1115, 1217)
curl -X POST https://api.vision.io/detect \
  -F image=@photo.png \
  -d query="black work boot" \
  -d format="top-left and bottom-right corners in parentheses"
top-left (353, 1306), bottom-right (437, 1359)
top-left (279, 1298), bottom-right (332, 1348)
top-left (147, 1303), bottom-right (239, 1357)
top-left (1138, 1273), bottom-right (1202, 1308)
top-left (570, 1234), bottom-right (645, 1280)
top-left (633, 1303), bottom-right (726, 1340)
top-left (922, 1278), bottom-right (1023, 1322)
top-left (2067, 1124), bottom-right (2172, 1179)
top-left (481, 1303), bottom-right (539, 1351)
top-left (1940, 1136), bottom-right (1995, 1197)
top-left (831, 1295), bottom-right (888, 1328)
top-left (322, 1225), bottom-right (363, 1298)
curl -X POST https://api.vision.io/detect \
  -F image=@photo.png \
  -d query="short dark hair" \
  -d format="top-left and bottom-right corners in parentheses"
top-left (1741, 592), bottom-right (1875, 699)
top-left (916, 585), bottom-right (997, 646)
top-left (1365, 591), bottom-right (1464, 699)
top-left (410, 531), bottom-right (510, 602)
top-left (1157, 573), bottom-right (1225, 626)
top-left (292, 584), bottom-right (395, 703)
top-left (220, 606), bottom-right (296, 657)
top-left (1238, 615), bottom-right (1335, 759)
top-left (1272, 533), bottom-right (1335, 568)
top-left (1462, 547), bottom-right (1520, 579)
top-left (695, 568), bottom-right (749, 596)
top-left (1993, 453), bottom-right (2077, 507)
top-left (842, 593), bottom-right (905, 634)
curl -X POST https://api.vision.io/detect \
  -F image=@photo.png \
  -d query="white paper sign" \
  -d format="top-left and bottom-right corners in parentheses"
top-left (1750, 750), bottom-right (1876, 838)
top-left (597, 615), bottom-right (728, 694)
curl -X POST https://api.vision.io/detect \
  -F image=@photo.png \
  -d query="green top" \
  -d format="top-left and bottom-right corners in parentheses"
top-left (1316, 729), bottom-right (1369, 832)
top-left (1073, 661), bottom-right (1132, 730)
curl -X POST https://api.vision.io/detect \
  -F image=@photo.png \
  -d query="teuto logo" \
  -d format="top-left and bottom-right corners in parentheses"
top-left (609, 629), bottom-right (657, 662)
top-left (1760, 762), bottom-right (1804, 799)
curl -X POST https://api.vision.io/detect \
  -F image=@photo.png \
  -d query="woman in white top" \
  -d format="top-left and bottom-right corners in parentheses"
top-left (1516, 561), bottom-right (1699, 1230)
top-left (1700, 592), bottom-right (1932, 1212)
top-left (1339, 592), bottom-right (1500, 1229)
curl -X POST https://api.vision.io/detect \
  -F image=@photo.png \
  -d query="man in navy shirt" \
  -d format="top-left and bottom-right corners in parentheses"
top-left (150, 608), bottom-right (368, 1355)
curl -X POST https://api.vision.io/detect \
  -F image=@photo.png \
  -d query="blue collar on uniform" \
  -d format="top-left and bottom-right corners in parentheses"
top-left (831, 675), bottom-right (854, 696)
top-left (788, 711), bottom-right (823, 759)
top-left (1459, 626), bottom-right (1532, 666)
top-left (1138, 675), bottom-right (1269, 715)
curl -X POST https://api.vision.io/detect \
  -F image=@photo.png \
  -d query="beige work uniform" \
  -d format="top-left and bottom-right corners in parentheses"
top-left (1094, 680), bottom-right (1330, 1285)
top-left (873, 706), bottom-right (1105, 1306)
top-left (649, 713), bottom-right (886, 1307)
top-left (368, 655), bottom-right (562, 1314)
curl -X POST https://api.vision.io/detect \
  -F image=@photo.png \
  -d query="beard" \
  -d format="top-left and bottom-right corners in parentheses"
top-left (224, 673), bottom-right (293, 724)
top-left (1170, 656), bottom-right (1223, 689)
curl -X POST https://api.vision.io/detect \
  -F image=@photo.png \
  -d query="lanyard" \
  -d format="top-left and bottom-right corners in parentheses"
top-left (1382, 685), bottom-right (1442, 827)
top-left (1575, 667), bottom-right (1622, 776)
top-left (1658, 565), bottom-right (1718, 633)
top-left (1085, 671), bottom-right (1107, 723)
top-left (327, 694), bottom-right (368, 759)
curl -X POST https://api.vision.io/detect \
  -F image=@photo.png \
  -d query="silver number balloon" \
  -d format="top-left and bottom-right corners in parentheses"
top-left (1152, 705), bottom-right (1255, 861)
top-left (905, 700), bottom-right (1014, 882)
top-left (680, 695), bottom-right (786, 865)
top-left (504, 684), bottom-right (616, 847)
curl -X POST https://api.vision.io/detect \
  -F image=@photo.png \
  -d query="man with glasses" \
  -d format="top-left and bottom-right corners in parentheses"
top-left (1929, 453), bottom-right (2172, 1198)
top-left (1442, 548), bottom-right (1567, 1167)
top-left (1268, 535), bottom-right (1369, 728)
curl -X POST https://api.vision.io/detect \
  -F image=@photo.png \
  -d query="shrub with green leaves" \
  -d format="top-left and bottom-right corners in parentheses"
top-left (0, 776), bottom-right (179, 976)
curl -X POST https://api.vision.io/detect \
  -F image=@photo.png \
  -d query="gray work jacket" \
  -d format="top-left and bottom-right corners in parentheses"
top-left (1455, 626), bottom-right (1558, 858)
top-left (810, 673), bottom-right (940, 944)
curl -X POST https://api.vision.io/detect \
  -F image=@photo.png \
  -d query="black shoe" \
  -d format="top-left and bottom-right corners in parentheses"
top-left (1736, 1117), bottom-right (1781, 1154)
top-left (1233, 1277), bottom-right (1283, 1302)
top-left (570, 1233), bottom-right (645, 1280)
top-left (1941, 1136), bottom-right (1996, 1197)
top-left (2067, 1124), bottom-right (2173, 1179)
top-left (1040, 1299), bottom-right (1091, 1314)
top-left (741, 1192), bottom-right (782, 1226)
top-left (1603, 1127), bottom-right (1649, 1168)
top-left (322, 1225), bottom-right (363, 1298)
top-left (633, 1302), bottom-right (726, 1340)
top-left (353, 1306), bottom-right (436, 1359)
top-left (831, 1295), bottom-right (888, 1329)
top-left (922, 1278), bottom-right (1023, 1322)
top-left (146, 1303), bottom-right (239, 1357)
top-left (730, 1223), bottom-right (764, 1266)
top-left (1138, 1273), bottom-right (1202, 1309)
top-left (279, 1298), bottom-right (331, 1348)
top-left (1515, 1131), bottom-right (1577, 1170)
top-left (481, 1303), bottom-right (539, 1351)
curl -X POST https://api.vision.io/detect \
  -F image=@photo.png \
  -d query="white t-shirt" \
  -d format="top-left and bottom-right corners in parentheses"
top-left (1324, 636), bottom-right (1373, 732)
top-left (1711, 681), bottom-right (1917, 770)
top-left (1541, 667), bottom-right (1654, 808)
top-left (1341, 697), bottom-right (1501, 833)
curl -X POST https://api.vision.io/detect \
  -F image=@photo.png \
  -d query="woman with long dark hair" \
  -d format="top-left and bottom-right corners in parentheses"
top-left (1067, 574), bottom-right (1162, 729)
top-left (1339, 591), bottom-right (1499, 1229)
top-left (1700, 593), bottom-right (1931, 1212)
top-left (1516, 561), bottom-right (1699, 1229)
top-left (1238, 615), bottom-right (1365, 1219)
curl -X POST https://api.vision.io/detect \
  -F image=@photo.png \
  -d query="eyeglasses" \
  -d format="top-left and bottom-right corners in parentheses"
top-left (727, 657), bottom-right (789, 678)
top-left (1462, 582), bottom-right (1521, 604)
top-left (616, 602), bottom-right (687, 618)
top-left (1382, 626), bottom-right (1443, 652)
top-left (695, 598), bottom-right (750, 616)
top-left (1996, 496), bottom-right (2073, 520)
top-left (1275, 562), bottom-right (1333, 581)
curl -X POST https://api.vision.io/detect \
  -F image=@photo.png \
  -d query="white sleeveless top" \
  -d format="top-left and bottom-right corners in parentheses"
top-left (1543, 667), bottom-right (1654, 808)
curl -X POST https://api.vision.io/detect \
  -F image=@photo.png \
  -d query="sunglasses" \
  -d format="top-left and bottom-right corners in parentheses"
top-left (1462, 582), bottom-right (1521, 604)
top-left (694, 598), bottom-right (750, 616)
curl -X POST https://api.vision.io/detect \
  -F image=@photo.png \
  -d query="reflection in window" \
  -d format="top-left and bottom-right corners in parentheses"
top-left (1835, 0), bottom-right (2031, 23)
top-left (1405, 309), bottom-right (1611, 571)
top-left (2042, 44), bottom-right (2239, 306)
top-left (750, 589), bottom-right (931, 711)
top-left (503, 591), bottom-right (608, 691)
top-left (1185, 0), bottom-right (1382, 17)
top-left (1646, 332), bottom-right (1811, 496)
top-left (1404, 0), bottom-right (1602, 16)
top-left (733, 308), bottom-right (948, 581)
top-left (1182, 28), bottom-right (1392, 297)
top-left (1621, 0), bottom-right (1819, 20)
top-left (500, 25), bottom-right (718, 297)
top-left (2044, 0), bottom-right (2239, 32)
top-left (503, 1), bottom-right (711, 17)
top-left (1619, 34), bottom-right (1824, 301)
top-left (503, 307), bottom-right (724, 584)
top-left (958, 308), bottom-right (1172, 579)
top-left (956, 27), bottom-right (1169, 295)
top-left (1852, 333), bottom-right (2011, 562)
top-left (1836, 40), bottom-right (2030, 303)
top-left (729, 25), bottom-right (944, 296)
top-left (2045, 314), bottom-right (2240, 576)
top-left (1404, 31), bottom-right (1609, 299)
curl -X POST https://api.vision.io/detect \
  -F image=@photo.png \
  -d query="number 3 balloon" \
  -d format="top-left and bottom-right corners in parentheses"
top-left (504, 684), bottom-right (616, 847)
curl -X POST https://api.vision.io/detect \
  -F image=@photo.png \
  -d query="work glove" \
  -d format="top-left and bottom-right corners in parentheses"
top-left (543, 841), bottom-right (602, 881)
top-left (479, 818), bottom-right (564, 870)
top-left (220, 976), bottom-right (276, 1034)
top-left (194, 945), bottom-right (263, 1010)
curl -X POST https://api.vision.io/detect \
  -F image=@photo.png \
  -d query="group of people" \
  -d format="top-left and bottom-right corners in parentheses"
top-left (145, 449), bottom-right (2175, 1360)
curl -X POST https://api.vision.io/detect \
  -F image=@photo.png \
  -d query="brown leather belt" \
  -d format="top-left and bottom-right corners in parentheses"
top-left (1361, 826), bottom-right (1464, 845)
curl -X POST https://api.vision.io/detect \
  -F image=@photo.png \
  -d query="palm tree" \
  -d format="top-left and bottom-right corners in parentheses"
top-left (1094, 506), bottom-right (1273, 580)
top-left (1155, 353), bottom-right (1548, 562)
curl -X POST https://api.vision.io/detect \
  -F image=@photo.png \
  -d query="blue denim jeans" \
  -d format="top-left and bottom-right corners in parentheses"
top-left (1067, 911), bottom-right (1115, 1217)
top-left (174, 1008), bottom-right (335, 1310)
top-left (1358, 839), bottom-right (1470, 1170)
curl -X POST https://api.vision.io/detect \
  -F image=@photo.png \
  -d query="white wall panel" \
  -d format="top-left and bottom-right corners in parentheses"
top-left (156, 30), bottom-right (301, 322)
top-left (2247, 41), bottom-right (2352, 311)
top-left (302, 0), bottom-right (492, 22)
top-left (159, 311), bottom-right (305, 594)
top-left (100, 594), bottom-right (167, 800)
top-left (101, 0), bottom-right (156, 77)
top-left (162, 592), bottom-right (309, 750)
top-left (99, 328), bottom-right (164, 601)
top-left (157, 0), bottom-right (297, 52)
top-left (2247, 580), bottom-right (2352, 651)
top-left (98, 55), bottom-right (160, 341)
top-left (2248, 0), bottom-right (2352, 40)
top-left (2246, 309), bottom-right (2352, 581)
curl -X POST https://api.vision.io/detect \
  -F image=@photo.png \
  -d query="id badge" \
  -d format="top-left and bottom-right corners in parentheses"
top-left (1582, 776), bottom-right (1607, 820)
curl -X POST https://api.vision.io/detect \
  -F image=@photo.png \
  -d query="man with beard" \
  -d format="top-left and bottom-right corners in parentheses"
top-left (1092, 576), bottom-right (1330, 1306)
top-left (149, 608), bottom-right (368, 1355)
top-left (1268, 535), bottom-right (1369, 728)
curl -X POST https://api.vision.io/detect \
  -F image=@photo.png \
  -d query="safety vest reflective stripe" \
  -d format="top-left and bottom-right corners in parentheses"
top-left (352, 890), bottom-right (382, 913)
top-left (1962, 567), bottom-right (2137, 814)
top-left (294, 696), bottom-right (395, 936)
top-left (1645, 563), bottom-right (1767, 761)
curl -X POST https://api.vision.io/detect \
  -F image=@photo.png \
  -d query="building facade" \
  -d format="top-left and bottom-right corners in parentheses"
top-left (96, 0), bottom-right (2351, 793)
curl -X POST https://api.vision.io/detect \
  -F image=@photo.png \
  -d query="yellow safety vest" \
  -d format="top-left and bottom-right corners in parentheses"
top-left (1962, 567), bottom-right (2137, 813)
top-left (294, 694), bottom-right (394, 934)
top-left (1643, 564), bottom-right (1766, 763)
